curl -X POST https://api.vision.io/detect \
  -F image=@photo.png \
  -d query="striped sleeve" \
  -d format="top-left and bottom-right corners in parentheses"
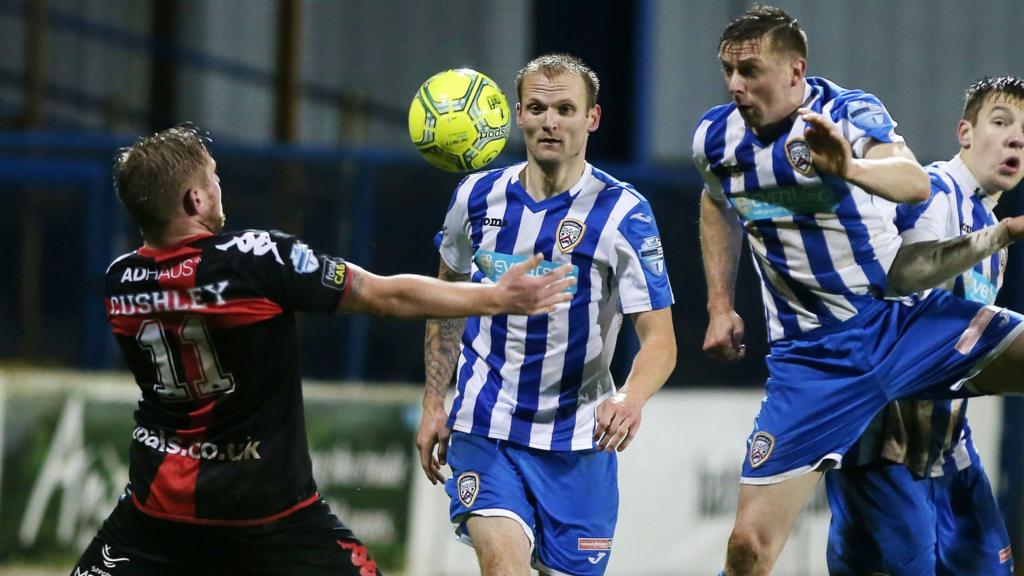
top-left (897, 172), bottom-right (957, 245)
top-left (829, 92), bottom-right (904, 159)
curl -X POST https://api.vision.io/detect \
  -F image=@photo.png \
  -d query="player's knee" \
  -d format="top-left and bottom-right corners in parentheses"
top-left (726, 527), bottom-right (768, 575)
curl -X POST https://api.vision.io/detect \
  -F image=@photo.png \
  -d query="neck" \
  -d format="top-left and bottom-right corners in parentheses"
top-left (960, 150), bottom-right (1005, 202)
top-left (522, 157), bottom-right (587, 201)
top-left (144, 220), bottom-right (214, 249)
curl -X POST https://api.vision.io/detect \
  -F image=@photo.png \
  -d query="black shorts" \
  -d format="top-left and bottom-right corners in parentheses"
top-left (70, 496), bottom-right (382, 576)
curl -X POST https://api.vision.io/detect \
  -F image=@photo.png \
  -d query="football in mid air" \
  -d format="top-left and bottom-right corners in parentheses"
top-left (408, 69), bottom-right (511, 172)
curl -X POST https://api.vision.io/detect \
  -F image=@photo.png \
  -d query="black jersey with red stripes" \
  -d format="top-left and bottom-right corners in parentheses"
top-left (105, 229), bottom-right (350, 525)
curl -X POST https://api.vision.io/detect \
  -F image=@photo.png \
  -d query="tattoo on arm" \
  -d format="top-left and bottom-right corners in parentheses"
top-left (424, 265), bottom-right (469, 399)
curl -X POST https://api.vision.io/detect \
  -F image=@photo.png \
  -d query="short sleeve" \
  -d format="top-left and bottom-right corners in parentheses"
top-left (436, 182), bottom-right (475, 274)
top-left (895, 174), bottom-right (957, 245)
top-left (692, 118), bottom-right (727, 202)
top-left (613, 199), bottom-right (674, 314)
top-left (830, 93), bottom-right (904, 159)
top-left (239, 230), bottom-right (349, 313)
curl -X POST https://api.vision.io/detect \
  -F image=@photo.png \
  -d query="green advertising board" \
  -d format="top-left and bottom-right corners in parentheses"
top-left (0, 369), bottom-right (420, 573)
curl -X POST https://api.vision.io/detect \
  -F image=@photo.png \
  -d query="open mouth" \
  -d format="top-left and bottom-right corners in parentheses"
top-left (1000, 156), bottom-right (1021, 174)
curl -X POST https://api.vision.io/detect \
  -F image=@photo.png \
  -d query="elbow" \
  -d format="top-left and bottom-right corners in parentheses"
top-left (907, 167), bottom-right (931, 203)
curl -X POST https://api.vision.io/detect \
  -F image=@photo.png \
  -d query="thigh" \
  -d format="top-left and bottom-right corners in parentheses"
top-left (936, 464), bottom-right (1013, 576)
top-left (464, 516), bottom-right (532, 576)
top-left (733, 471), bottom-right (821, 564)
top-left (71, 536), bottom-right (183, 576)
top-left (444, 432), bottom-right (536, 544)
top-left (885, 291), bottom-right (1024, 399)
top-left (825, 465), bottom-right (936, 575)
top-left (228, 500), bottom-right (383, 576)
top-left (512, 447), bottom-right (618, 576)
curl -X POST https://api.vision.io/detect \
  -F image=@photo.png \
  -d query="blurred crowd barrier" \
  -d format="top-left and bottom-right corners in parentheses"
top-left (0, 367), bottom-right (1006, 575)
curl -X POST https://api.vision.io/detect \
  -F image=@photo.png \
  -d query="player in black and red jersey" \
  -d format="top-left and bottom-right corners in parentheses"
top-left (70, 124), bottom-right (573, 576)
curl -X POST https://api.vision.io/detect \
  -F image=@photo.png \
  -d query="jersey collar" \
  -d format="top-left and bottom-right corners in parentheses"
top-left (948, 154), bottom-right (999, 210)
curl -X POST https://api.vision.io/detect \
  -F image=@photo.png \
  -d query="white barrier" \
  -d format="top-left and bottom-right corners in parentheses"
top-left (406, 389), bottom-right (1004, 576)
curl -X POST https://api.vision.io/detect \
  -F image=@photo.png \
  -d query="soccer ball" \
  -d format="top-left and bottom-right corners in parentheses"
top-left (408, 69), bottom-right (511, 172)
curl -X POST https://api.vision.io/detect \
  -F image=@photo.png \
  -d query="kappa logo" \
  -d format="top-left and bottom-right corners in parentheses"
top-left (216, 232), bottom-right (284, 265)
top-left (458, 472), bottom-right (480, 507)
top-left (749, 431), bottom-right (775, 468)
top-left (102, 544), bottom-right (130, 568)
top-left (557, 218), bottom-right (586, 253)
top-left (785, 137), bottom-right (813, 176)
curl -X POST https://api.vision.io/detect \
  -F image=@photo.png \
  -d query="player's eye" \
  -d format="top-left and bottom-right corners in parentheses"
top-left (559, 105), bottom-right (575, 115)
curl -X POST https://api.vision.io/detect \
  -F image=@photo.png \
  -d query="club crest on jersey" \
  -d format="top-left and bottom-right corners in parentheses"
top-left (557, 218), bottom-right (586, 253)
top-left (785, 137), bottom-right (813, 176)
top-left (457, 472), bottom-right (480, 507)
top-left (749, 431), bottom-right (775, 468)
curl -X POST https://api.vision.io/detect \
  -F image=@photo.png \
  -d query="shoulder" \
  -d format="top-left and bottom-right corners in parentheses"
top-left (925, 162), bottom-right (957, 195)
top-left (589, 166), bottom-right (647, 205)
top-left (208, 229), bottom-right (296, 267)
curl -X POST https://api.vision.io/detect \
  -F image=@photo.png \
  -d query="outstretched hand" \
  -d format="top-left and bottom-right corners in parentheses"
top-left (799, 107), bottom-right (853, 178)
top-left (703, 310), bottom-right (746, 363)
top-left (494, 253), bottom-right (575, 315)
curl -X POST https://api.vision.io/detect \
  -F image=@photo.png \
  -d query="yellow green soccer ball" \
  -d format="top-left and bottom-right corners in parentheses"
top-left (408, 68), bottom-right (511, 172)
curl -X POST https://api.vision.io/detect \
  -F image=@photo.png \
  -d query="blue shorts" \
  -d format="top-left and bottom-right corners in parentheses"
top-left (445, 431), bottom-right (618, 575)
top-left (742, 290), bottom-right (1023, 482)
top-left (826, 453), bottom-right (1013, 575)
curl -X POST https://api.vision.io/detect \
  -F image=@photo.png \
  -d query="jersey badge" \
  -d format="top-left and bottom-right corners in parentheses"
top-left (290, 241), bottom-right (320, 274)
top-left (457, 472), bottom-right (480, 507)
top-left (749, 431), bottom-right (775, 468)
top-left (785, 137), bottom-right (813, 176)
top-left (557, 218), bottom-right (586, 253)
top-left (321, 258), bottom-right (348, 292)
top-left (640, 236), bottom-right (665, 276)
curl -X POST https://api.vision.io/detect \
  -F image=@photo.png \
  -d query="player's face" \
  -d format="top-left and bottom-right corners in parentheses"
top-left (960, 94), bottom-right (1024, 194)
top-left (516, 71), bottom-right (600, 168)
top-left (196, 154), bottom-right (226, 234)
top-left (719, 38), bottom-right (805, 131)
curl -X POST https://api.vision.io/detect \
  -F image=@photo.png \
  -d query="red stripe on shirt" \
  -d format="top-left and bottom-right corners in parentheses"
top-left (108, 297), bottom-right (283, 335)
top-left (133, 491), bottom-right (321, 526)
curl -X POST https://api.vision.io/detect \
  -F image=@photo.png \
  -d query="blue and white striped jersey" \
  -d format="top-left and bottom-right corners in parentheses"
top-left (437, 162), bottom-right (673, 451)
top-left (866, 155), bottom-right (1006, 477)
top-left (693, 77), bottom-right (906, 341)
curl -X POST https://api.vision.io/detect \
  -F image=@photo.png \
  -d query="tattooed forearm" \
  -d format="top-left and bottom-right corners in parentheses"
top-left (423, 262), bottom-right (470, 401)
top-left (424, 317), bottom-right (466, 400)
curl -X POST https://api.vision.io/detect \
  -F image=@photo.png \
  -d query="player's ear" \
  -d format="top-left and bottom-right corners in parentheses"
top-left (957, 119), bottom-right (973, 149)
top-left (587, 104), bottom-right (601, 133)
top-left (183, 187), bottom-right (201, 216)
top-left (790, 57), bottom-right (807, 86)
top-left (515, 102), bottom-right (524, 128)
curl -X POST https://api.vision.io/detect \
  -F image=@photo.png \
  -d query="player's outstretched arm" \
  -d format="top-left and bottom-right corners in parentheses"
top-left (594, 308), bottom-right (676, 453)
top-left (890, 215), bottom-right (1024, 295)
top-left (337, 254), bottom-right (575, 319)
top-left (798, 107), bottom-right (929, 203)
top-left (701, 192), bottom-right (747, 362)
top-left (416, 260), bottom-right (468, 485)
